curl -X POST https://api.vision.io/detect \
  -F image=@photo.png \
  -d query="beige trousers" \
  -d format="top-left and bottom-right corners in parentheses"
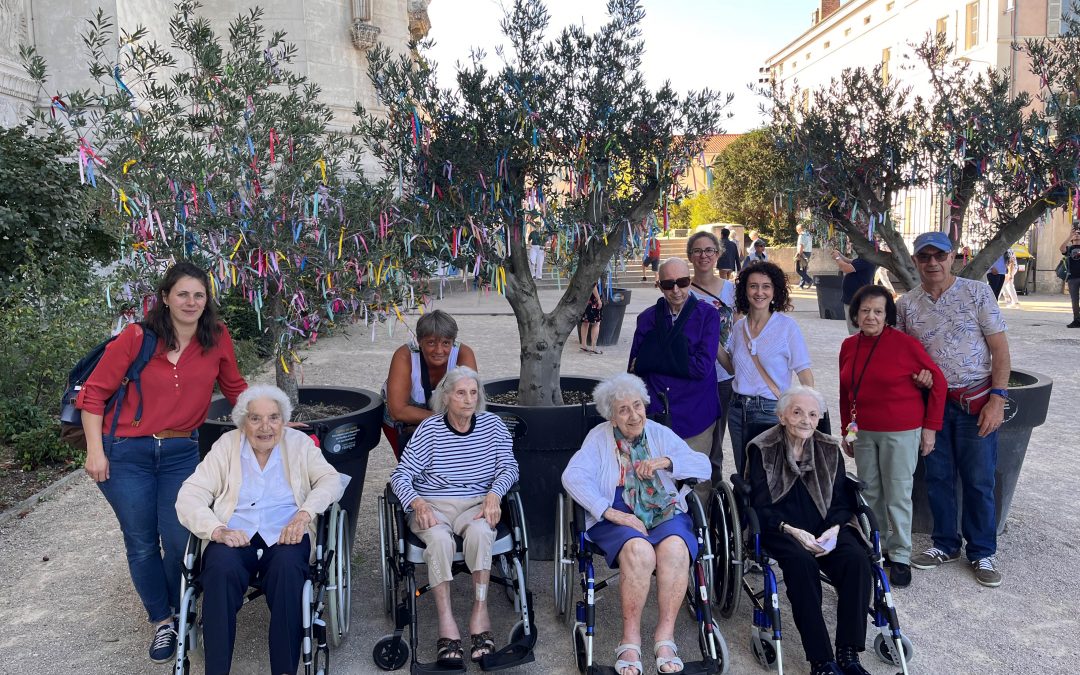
top-left (408, 495), bottom-right (496, 586)
top-left (684, 421), bottom-right (716, 498)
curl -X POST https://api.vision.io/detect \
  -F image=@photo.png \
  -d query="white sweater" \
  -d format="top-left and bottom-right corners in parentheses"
top-left (561, 420), bottom-right (711, 531)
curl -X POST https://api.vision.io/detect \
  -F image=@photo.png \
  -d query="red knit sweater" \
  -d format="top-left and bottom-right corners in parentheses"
top-left (838, 326), bottom-right (946, 432)
top-left (76, 323), bottom-right (247, 436)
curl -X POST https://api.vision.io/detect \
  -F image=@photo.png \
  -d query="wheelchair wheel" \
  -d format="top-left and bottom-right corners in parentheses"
top-left (698, 623), bottom-right (731, 675)
top-left (749, 628), bottom-right (780, 671)
top-left (573, 623), bottom-right (588, 674)
top-left (327, 505), bottom-right (352, 647)
top-left (372, 634), bottom-right (410, 671)
top-left (711, 481), bottom-right (743, 619)
top-left (554, 493), bottom-right (575, 622)
top-left (874, 632), bottom-right (914, 667)
top-left (378, 495), bottom-right (394, 616)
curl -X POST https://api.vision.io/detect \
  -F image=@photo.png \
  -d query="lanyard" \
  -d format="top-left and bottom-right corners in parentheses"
top-left (848, 329), bottom-right (884, 423)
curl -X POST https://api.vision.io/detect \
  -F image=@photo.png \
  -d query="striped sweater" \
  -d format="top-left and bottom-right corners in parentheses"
top-left (390, 411), bottom-right (518, 510)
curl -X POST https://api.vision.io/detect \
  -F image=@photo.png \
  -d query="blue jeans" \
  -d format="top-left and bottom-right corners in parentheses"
top-left (924, 402), bottom-right (997, 561)
top-left (727, 395), bottom-right (779, 477)
top-left (98, 433), bottom-right (199, 623)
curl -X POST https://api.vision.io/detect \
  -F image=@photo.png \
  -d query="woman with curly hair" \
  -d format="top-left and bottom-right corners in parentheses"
top-left (718, 261), bottom-right (814, 474)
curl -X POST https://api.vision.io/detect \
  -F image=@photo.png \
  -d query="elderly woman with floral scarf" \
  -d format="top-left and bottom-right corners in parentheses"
top-left (562, 373), bottom-right (710, 675)
top-left (745, 385), bottom-right (873, 675)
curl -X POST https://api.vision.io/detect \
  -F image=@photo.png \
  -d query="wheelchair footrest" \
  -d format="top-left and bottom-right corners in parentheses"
top-left (411, 661), bottom-right (467, 675)
top-left (680, 659), bottom-right (720, 675)
top-left (478, 634), bottom-right (537, 672)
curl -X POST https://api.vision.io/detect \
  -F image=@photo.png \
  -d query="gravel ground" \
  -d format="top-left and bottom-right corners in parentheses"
top-left (1, 284), bottom-right (1077, 675)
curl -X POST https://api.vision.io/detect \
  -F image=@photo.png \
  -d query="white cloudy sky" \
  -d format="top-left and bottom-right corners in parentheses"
top-left (424, 0), bottom-right (819, 133)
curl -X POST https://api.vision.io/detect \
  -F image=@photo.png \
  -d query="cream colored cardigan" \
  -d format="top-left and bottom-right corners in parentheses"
top-left (175, 427), bottom-right (345, 561)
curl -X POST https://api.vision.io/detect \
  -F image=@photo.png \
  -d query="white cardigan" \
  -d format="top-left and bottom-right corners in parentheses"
top-left (561, 420), bottom-right (711, 531)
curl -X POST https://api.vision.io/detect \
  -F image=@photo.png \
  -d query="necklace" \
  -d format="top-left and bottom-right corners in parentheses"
top-left (845, 329), bottom-right (884, 444)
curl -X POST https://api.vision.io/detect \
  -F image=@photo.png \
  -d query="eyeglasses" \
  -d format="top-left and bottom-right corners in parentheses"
top-left (658, 276), bottom-right (692, 291)
top-left (914, 251), bottom-right (951, 263)
top-left (690, 247), bottom-right (718, 257)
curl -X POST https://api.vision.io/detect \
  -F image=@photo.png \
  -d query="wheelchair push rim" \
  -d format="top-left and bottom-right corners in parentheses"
top-left (710, 480), bottom-right (743, 619)
top-left (327, 504), bottom-right (352, 646)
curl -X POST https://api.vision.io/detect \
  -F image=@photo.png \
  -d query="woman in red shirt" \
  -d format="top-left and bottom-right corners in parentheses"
top-left (77, 262), bottom-right (247, 663)
top-left (838, 284), bottom-right (945, 589)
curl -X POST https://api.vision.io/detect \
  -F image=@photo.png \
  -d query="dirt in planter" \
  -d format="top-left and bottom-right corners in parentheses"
top-left (487, 389), bottom-right (594, 405)
top-left (213, 401), bottom-right (354, 424)
top-left (0, 445), bottom-right (74, 512)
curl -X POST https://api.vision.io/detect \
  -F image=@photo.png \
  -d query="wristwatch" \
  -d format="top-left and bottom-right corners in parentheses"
top-left (990, 387), bottom-right (1008, 399)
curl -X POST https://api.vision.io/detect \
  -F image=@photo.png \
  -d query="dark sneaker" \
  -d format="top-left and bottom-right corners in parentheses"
top-left (810, 660), bottom-right (844, 675)
top-left (1068, 319), bottom-right (1080, 328)
top-left (149, 621), bottom-right (177, 664)
top-left (972, 556), bottom-right (1002, 587)
top-left (835, 645), bottom-right (871, 675)
top-left (889, 562), bottom-right (912, 588)
top-left (910, 547), bottom-right (961, 569)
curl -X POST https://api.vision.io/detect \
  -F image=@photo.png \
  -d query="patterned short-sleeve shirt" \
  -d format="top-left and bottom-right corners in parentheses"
top-left (896, 277), bottom-right (1006, 389)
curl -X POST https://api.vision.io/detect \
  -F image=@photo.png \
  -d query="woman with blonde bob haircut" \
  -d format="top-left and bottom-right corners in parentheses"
top-left (563, 373), bottom-right (711, 675)
top-left (176, 384), bottom-right (345, 675)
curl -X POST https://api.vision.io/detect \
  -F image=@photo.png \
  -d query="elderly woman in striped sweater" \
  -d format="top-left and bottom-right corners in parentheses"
top-left (390, 366), bottom-right (519, 668)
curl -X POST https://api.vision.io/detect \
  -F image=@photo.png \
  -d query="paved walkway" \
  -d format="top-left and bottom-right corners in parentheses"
top-left (1, 285), bottom-right (1077, 674)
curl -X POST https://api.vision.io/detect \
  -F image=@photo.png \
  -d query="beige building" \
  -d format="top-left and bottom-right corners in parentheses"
top-left (0, 0), bottom-right (432, 170)
top-left (764, 0), bottom-right (1070, 292)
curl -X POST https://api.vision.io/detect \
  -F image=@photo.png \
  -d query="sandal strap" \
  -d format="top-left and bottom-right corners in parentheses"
top-left (614, 643), bottom-right (643, 675)
top-left (654, 640), bottom-right (684, 673)
top-left (653, 640), bottom-right (679, 653)
top-left (436, 637), bottom-right (462, 655)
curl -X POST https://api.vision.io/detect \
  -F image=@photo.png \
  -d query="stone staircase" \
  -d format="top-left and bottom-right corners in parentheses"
top-left (529, 236), bottom-right (691, 291)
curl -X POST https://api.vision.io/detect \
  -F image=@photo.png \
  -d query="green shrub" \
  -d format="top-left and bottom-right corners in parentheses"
top-left (217, 288), bottom-right (274, 377)
top-left (10, 422), bottom-right (79, 471)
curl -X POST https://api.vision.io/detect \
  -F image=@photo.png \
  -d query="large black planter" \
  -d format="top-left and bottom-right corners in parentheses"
top-left (484, 376), bottom-right (604, 560)
top-left (912, 369), bottom-right (1052, 536)
top-left (596, 287), bottom-right (632, 347)
top-left (813, 273), bottom-right (845, 320)
top-left (199, 386), bottom-right (384, 544)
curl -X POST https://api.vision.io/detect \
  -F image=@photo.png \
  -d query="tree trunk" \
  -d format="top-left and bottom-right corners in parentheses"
top-left (960, 194), bottom-right (1055, 280)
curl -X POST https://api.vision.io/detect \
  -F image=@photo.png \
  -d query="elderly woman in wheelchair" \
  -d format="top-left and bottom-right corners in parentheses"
top-left (561, 373), bottom-right (714, 675)
top-left (388, 366), bottom-right (520, 669)
top-left (742, 385), bottom-right (874, 675)
top-left (175, 384), bottom-right (345, 675)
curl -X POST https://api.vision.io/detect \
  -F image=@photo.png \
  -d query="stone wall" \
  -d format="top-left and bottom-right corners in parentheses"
top-left (0, 0), bottom-right (34, 127)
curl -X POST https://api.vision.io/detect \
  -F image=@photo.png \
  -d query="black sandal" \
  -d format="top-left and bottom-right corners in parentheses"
top-left (470, 631), bottom-right (495, 662)
top-left (436, 637), bottom-right (464, 667)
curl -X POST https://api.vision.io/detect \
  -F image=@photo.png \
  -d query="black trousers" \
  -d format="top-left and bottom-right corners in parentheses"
top-left (987, 272), bottom-right (1005, 299)
top-left (761, 526), bottom-right (871, 664)
top-left (201, 534), bottom-right (311, 675)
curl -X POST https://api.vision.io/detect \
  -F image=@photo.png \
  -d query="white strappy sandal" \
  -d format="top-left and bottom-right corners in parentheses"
top-left (654, 639), bottom-right (685, 673)
top-left (614, 643), bottom-right (643, 675)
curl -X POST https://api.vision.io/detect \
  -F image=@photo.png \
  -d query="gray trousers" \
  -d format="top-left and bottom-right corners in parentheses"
top-left (852, 429), bottom-right (921, 564)
top-left (1069, 277), bottom-right (1080, 320)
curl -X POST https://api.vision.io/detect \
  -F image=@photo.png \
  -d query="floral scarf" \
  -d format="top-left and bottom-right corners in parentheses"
top-left (614, 428), bottom-right (677, 529)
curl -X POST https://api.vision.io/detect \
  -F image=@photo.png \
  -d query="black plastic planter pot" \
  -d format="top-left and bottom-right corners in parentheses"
top-left (813, 273), bottom-right (845, 320)
top-left (912, 369), bottom-right (1052, 536)
top-left (199, 386), bottom-right (384, 544)
top-left (484, 376), bottom-right (604, 560)
top-left (596, 288), bottom-right (632, 347)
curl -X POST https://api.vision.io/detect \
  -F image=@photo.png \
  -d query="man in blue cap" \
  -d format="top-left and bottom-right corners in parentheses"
top-left (896, 231), bottom-right (1011, 588)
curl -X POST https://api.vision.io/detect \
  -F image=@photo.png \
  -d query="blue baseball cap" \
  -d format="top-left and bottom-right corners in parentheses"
top-left (912, 231), bottom-right (953, 254)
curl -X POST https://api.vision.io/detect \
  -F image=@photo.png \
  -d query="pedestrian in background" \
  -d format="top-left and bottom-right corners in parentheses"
top-left (579, 281), bottom-right (604, 355)
top-left (999, 249), bottom-right (1020, 309)
top-left (527, 226), bottom-right (546, 280)
top-left (831, 247), bottom-right (877, 335)
top-left (1061, 228), bottom-right (1080, 327)
top-left (795, 224), bottom-right (815, 289)
top-left (716, 227), bottom-right (741, 279)
top-left (986, 254), bottom-right (1006, 299)
top-left (743, 239), bottom-right (768, 267)
top-left (641, 236), bottom-right (661, 283)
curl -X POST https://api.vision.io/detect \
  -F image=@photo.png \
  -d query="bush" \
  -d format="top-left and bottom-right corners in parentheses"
top-left (217, 288), bottom-right (274, 378)
top-left (0, 266), bottom-right (110, 470)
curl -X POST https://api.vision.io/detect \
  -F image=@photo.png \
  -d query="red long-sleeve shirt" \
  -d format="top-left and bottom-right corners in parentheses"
top-left (838, 326), bottom-right (946, 433)
top-left (76, 322), bottom-right (247, 436)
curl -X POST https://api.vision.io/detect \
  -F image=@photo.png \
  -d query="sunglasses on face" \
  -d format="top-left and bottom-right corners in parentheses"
top-left (658, 276), bottom-right (692, 291)
top-left (914, 251), bottom-right (950, 263)
top-left (690, 247), bottom-right (718, 256)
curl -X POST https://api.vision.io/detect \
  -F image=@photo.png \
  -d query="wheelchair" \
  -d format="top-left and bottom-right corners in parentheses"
top-left (708, 421), bottom-right (913, 674)
top-left (173, 502), bottom-right (352, 675)
top-left (554, 484), bottom-right (731, 674)
top-left (373, 483), bottom-right (537, 673)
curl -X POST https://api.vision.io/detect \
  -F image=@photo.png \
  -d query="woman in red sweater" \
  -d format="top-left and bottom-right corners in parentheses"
top-left (77, 262), bottom-right (247, 663)
top-left (838, 284), bottom-right (945, 588)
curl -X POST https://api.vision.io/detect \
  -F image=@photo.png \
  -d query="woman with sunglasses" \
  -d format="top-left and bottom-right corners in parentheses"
top-left (686, 231), bottom-right (738, 483)
top-left (629, 258), bottom-right (720, 457)
top-left (718, 261), bottom-right (814, 474)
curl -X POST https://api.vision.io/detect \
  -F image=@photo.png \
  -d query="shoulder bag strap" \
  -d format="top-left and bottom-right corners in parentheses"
top-left (744, 322), bottom-right (782, 398)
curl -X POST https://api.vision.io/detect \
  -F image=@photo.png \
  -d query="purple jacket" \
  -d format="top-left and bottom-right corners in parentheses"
top-left (629, 297), bottom-right (720, 438)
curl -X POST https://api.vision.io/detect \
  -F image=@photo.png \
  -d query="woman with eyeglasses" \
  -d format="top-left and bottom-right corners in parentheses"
top-left (717, 261), bottom-right (814, 474)
top-left (686, 231), bottom-right (738, 483)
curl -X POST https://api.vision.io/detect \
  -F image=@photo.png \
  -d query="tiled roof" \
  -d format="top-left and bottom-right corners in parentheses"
top-left (702, 133), bottom-right (741, 154)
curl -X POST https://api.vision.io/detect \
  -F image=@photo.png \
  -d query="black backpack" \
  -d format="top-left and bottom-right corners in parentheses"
top-left (59, 325), bottom-right (158, 450)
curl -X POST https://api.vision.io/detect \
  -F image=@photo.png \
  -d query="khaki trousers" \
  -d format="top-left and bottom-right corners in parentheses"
top-left (684, 421), bottom-right (716, 498)
top-left (852, 429), bottom-right (920, 564)
top-left (408, 495), bottom-right (496, 586)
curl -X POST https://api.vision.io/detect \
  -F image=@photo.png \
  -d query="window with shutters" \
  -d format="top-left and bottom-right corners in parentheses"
top-left (965, 2), bottom-right (979, 50)
top-left (882, 47), bottom-right (891, 86)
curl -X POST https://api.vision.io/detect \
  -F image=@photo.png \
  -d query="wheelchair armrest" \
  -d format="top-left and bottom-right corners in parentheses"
top-left (685, 489), bottom-right (708, 531)
top-left (843, 471), bottom-right (867, 492)
top-left (385, 483), bottom-right (403, 508)
top-left (504, 483), bottom-right (521, 496)
top-left (568, 494), bottom-right (588, 535)
top-left (730, 474), bottom-right (752, 497)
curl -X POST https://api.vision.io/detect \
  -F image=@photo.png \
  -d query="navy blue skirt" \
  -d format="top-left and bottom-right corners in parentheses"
top-left (586, 487), bottom-right (697, 568)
